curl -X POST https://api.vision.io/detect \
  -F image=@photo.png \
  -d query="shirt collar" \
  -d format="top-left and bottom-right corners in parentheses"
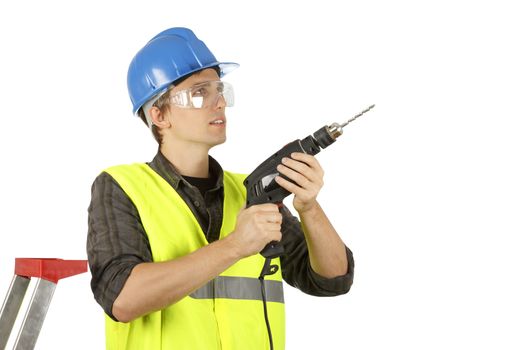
top-left (149, 150), bottom-right (224, 191)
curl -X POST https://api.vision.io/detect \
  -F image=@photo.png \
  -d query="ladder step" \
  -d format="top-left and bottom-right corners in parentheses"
top-left (14, 258), bottom-right (87, 284)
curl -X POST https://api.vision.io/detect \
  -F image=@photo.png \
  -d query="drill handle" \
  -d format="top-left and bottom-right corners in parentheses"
top-left (259, 203), bottom-right (286, 259)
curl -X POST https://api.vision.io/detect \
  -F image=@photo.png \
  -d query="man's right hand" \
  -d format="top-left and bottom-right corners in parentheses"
top-left (228, 204), bottom-right (283, 258)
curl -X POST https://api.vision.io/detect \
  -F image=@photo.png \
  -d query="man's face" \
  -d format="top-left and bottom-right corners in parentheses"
top-left (163, 68), bottom-right (228, 149)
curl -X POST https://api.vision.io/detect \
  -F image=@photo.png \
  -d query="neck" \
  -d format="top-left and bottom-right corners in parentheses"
top-left (160, 142), bottom-right (210, 178)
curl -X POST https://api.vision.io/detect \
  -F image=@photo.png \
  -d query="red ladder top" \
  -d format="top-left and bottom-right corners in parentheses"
top-left (14, 258), bottom-right (87, 283)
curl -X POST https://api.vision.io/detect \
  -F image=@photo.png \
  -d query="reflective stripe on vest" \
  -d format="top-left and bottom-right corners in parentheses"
top-left (103, 163), bottom-right (285, 350)
top-left (190, 276), bottom-right (284, 303)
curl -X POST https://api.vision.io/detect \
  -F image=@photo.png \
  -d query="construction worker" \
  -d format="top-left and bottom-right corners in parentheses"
top-left (87, 27), bottom-right (354, 350)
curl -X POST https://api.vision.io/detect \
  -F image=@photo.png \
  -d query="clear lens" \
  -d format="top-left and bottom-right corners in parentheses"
top-left (169, 81), bottom-right (234, 109)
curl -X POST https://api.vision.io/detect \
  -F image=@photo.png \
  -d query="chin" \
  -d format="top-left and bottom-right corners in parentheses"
top-left (206, 135), bottom-right (226, 148)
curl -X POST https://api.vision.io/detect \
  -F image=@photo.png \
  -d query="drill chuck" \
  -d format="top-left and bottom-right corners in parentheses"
top-left (312, 124), bottom-right (343, 149)
top-left (311, 104), bottom-right (375, 149)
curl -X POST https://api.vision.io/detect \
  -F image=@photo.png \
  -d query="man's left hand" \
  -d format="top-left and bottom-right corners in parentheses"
top-left (275, 152), bottom-right (324, 214)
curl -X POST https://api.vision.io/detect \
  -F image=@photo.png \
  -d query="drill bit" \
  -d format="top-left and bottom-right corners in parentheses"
top-left (319, 104), bottom-right (376, 144)
top-left (341, 104), bottom-right (375, 128)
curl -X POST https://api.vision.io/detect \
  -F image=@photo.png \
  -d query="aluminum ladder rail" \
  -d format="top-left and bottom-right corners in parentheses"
top-left (0, 258), bottom-right (87, 350)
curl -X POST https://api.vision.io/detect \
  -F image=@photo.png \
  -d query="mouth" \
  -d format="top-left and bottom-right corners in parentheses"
top-left (209, 118), bottom-right (226, 126)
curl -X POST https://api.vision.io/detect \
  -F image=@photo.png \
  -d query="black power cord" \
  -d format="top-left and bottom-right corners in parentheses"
top-left (259, 257), bottom-right (279, 350)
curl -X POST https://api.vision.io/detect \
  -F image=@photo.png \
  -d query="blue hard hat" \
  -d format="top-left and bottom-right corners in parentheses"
top-left (127, 27), bottom-right (239, 115)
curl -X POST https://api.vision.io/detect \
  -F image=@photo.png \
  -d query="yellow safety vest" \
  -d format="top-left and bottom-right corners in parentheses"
top-left (103, 163), bottom-right (285, 350)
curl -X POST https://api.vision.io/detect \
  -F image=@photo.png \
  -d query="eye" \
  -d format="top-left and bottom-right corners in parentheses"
top-left (192, 88), bottom-right (207, 97)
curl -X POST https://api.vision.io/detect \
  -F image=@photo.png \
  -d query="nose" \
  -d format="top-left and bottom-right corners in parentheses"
top-left (214, 93), bottom-right (227, 109)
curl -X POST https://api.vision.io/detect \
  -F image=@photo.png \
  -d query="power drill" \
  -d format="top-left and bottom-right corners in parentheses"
top-left (244, 104), bottom-right (375, 259)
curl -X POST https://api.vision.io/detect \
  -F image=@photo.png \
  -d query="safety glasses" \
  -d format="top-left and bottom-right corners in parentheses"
top-left (168, 81), bottom-right (234, 109)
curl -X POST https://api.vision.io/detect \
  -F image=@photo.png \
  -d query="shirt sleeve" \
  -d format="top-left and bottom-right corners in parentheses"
top-left (279, 205), bottom-right (354, 296)
top-left (86, 172), bottom-right (153, 321)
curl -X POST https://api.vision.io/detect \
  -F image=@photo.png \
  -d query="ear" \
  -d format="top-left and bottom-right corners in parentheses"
top-left (148, 106), bottom-right (171, 129)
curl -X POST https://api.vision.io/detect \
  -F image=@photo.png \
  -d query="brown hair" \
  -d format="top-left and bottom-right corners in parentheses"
top-left (138, 91), bottom-right (171, 145)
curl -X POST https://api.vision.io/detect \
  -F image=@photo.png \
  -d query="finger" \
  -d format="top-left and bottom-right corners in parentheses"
top-left (251, 203), bottom-right (280, 212)
top-left (255, 212), bottom-right (281, 224)
top-left (276, 163), bottom-right (310, 188)
top-left (275, 175), bottom-right (308, 196)
top-left (269, 229), bottom-right (282, 242)
top-left (277, 163), bottom-right (322, 193)
top-left (290, 153), bottom-right (324, 177)
top-left (281, 156), bottom-right (322, 183)
top-left (264, 213), bottom-right (282, 224)
top-left (281, 156), bottom-right (311, 176)
top-left (261, 227), bottom-right (281, 244)
top-left (268, 223), bottom-right (282, 232)
top-left (290, 152), bottom-right (322, 170)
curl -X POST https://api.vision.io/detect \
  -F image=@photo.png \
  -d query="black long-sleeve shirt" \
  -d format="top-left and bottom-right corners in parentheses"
top-left (87, 151), bottom-right (354, 320)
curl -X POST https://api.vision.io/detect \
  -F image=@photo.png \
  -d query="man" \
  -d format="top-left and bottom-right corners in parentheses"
top-left (87, 27), bottom-right (354, 350)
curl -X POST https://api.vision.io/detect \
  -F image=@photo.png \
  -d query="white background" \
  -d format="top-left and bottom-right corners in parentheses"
top-left (1, 0), bottom-right (524, 349)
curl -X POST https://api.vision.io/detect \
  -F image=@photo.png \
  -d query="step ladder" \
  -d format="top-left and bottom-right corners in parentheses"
top-left (0, 258), bottom-right (87, 350)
